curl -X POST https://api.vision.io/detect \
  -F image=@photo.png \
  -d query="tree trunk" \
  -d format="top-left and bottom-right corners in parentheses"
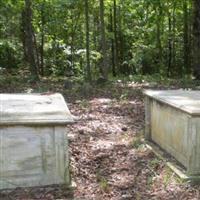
top-left (113, 0), bottom-right (118, 74)
top-left (118, 3), bottom-right (125, 73)
top-left (40, 27), bottom-right (44, 76)
top-left (22, 0), bottom-right (39, 80)
top-left (85, 0), bottom-right (91, 81)
top-left (193, 0), bottom-right (200, 79)
top-left (183, 0), bottom-right (191, 74)
top-left (69, 10), bottom-right (81, 75)
top-left (110, 8), bottom-right (116, 77)
top-left (33, 32), bottom-right (40, 74)
top-left (172, 2), bottom-right (176, 75)
top-left (70, 12), bottom-right (74, 72)
top-left (99, 0), bottom-right (108, 79)
top-left (156, 1), bottom-right (163, 69)
top-left (40, 0), bottom-right (45, 76)
top-left (93, 15), bottom-right (97, 50)
top-left (168, 9), bottom-right (172, 77)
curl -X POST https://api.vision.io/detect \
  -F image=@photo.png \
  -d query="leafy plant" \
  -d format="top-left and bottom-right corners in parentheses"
top-left (131, 136), bottom-right (144, 149)
top-left (0, 41), bottom-right (21, 69)
top-left (96, 172), bottom-right (110, 193)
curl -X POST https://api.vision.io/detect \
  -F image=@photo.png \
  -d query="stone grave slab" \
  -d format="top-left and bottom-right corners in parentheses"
top-left (144, 90), bottom-right (200, 177)
top-left (0, 93), bottom-right (74, 190)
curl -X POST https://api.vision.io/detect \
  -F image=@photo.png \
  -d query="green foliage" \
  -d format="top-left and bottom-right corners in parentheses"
top-left (148, 158), bottom-right (161, 169)
top-left (99, 177), bottom-right (109, 192)
top-left (131, 131), bottom-right (145, 149)
top-left (79, 99), bottom-right (90, 108)
top-left (162, 168), bottom-right (175, 188)
top-left (119, 91), bottom-right (129, 101)
top-left (0, 0), bottom-right (194, 79)
top-left (0, 41), bottom-right (21, 69)
top-left (96, 172), bottom-right (110, 192)
top-left (45, 43), bottom-right (71, 76)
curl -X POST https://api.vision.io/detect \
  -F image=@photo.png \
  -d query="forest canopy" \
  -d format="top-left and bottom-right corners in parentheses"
top-left (0, 0), bottom-right (199, 81)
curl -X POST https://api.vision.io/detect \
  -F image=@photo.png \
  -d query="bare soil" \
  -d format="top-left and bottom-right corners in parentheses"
top-left (0, 79), bottom-right (200, 200)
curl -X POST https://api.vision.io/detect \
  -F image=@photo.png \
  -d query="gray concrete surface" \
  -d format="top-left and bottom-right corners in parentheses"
top-left (144, 90), bottom-right (200, 176)
top-left (0, 93), bottom-right (73, 189)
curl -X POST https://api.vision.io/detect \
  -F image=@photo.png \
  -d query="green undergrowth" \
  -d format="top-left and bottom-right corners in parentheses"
top-left (112, 74), bottom-right (200, 89)
top-left (130, 131), bottom-right (185, 189)
top-left (1, 72), bottom-right (200, 94)
top-left (96, 170), bottom-right (110, 193)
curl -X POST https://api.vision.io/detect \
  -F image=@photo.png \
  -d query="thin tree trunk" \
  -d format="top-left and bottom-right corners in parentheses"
top-left (110, 8), bottom-right (116, 77)
top-left (93, 14), bottom-right (99, 73)
top-left (99, 0), bottom-right (108, 79)
top-left (183, 0), bottom-right (191, 74)
top-left (85, 0), bottom-right (91, 81)
top-left (93, 16), bottom-right (97, 50)
top-left (22, 0), bottom-right (39, 80)
top-left (70, 12), bottom-right (74, 72)
top-left (70, 11), bottom-right (81, 74)
top-left (40, 0), bottom-right (45, 76)
top-left (168, 9), bottom-right (172, 77)
top-left (113, 0), bottom-right (118, 74)
top-left (156, 1), bottom-right (163, 69)
top-left (40, 28), bottom-right (44, 76)
top-left (33, 33), bottom-right (40, 74)
top-left (118, 3), bottom-right (124, 73)
top-left (172, 2), bottom-right (176, 74)
top-left (188, 2), bottom-right (192, 72)
top-left (193, 0), bottom-right (200, 79)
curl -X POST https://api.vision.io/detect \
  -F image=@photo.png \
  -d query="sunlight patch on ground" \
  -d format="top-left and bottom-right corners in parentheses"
top-left (90, 140), bottom-right (114, 151)
top-left (90, 98), bottom-right (112, 104)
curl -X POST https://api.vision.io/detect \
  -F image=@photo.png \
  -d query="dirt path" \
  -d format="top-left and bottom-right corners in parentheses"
top-left (67, 85), bottom-right (197, 200)
top-left (0, 81), bottom-right (199, 199)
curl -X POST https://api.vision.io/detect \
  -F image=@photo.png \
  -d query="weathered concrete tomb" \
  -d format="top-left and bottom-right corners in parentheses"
top-left (144, 90), bottom-right (200, 177)
top-left (0, 93), bottom-right (74, 190)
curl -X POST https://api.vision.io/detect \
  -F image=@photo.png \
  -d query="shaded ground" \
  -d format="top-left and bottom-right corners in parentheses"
top-left (0, 77), bottom-right (200, 199)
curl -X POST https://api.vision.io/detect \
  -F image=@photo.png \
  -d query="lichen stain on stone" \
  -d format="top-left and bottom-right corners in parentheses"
top-left (18, 156), bottom-right (42, 169)
top-left (151, 101), bottom-right (188, 167)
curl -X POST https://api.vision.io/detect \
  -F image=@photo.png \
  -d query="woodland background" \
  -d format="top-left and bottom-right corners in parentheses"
top-left (1, 1), bottom-right (200, 199)
top-left (0, 0), bottom-right (199, 82)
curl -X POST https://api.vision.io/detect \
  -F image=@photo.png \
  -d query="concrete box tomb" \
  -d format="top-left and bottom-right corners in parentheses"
top-left (144, 90), bottom-right (200, 177)
top-left (0, 93), bottom-right (74, 190)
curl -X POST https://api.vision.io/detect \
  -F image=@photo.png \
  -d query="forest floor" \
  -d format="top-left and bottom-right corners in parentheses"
top-left (0, 75), bottom-right (200, 200)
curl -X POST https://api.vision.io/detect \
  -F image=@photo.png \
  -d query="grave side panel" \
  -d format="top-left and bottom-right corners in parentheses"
top-left (187, 118), bottom-right (200, 175)
top-left (151, 100), bottom-right (189, 168)
top-left (0, 126), bottom-right (67, 190)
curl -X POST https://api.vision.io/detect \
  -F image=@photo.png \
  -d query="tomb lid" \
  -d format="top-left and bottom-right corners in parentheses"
top-left (0, 93), bottom-right (74, 125)
top-left (144, 90), bottom-right (200, 116)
